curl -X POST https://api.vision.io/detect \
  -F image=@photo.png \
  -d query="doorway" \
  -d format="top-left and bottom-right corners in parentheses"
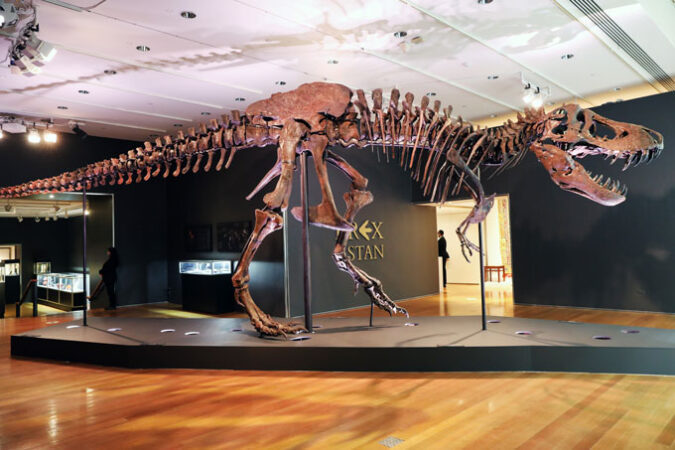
top-left (436, 195), bottom-right (514, 311)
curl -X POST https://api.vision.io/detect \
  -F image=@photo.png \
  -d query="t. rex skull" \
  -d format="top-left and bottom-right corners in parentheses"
top-left (531, 104), bottom-right (664, 206)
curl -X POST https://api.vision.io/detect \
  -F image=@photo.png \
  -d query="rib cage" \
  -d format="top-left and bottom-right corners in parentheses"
top-left (0, 86), bottom-right (545, 202)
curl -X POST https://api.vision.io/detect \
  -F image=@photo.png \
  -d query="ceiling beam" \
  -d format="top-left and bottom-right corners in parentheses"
top-left (2, 89), bottom-right (193, 122)
top-left (0, 106), bottom-right (167, 133)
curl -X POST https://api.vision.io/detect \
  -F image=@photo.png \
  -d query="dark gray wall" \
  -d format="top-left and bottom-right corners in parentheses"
top-left (66, 195), bottom-right (113, 308)
top-left (0, 132), bottom-right (168, 306)
top-left (165, 148), bottom-right (285, 316)
top-left (286, 146), bottom-right (439, 316)
top-left (482, 92), bottom-right (674, 313)
top-left (0, 218), bottom-right (70, 294)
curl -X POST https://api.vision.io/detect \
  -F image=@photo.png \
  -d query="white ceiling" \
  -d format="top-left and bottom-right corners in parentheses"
top-left (0, 195), bottom-right (85, 219)
top-left (0, 0), bottom-right (673, 142)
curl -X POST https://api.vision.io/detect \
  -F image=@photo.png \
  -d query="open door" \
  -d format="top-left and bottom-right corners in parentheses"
top-left (436, 195), bottom-right (513, 303)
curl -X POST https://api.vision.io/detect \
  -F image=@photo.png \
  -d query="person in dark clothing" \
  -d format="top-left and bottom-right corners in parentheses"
top-left (99, 247), bottom-right (119, 310)
top-left (438, 230), bottom-right (450, 287)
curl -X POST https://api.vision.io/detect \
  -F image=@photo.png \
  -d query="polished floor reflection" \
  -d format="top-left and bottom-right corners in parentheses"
top-left (320, 282), bottom-right (675, 329)
top-left (1, 287), bottom-right (674, 448)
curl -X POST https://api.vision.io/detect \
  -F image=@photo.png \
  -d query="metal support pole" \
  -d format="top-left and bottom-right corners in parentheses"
top-left (299, 152), bottom-right (313, 332)
top-left (369, 302), bottom-right (374, 327)
top-left (32, 281), bottom-right (37, 317)
top-left (82, 186), bottom-right (88, 327)
top-left (478, 222), bottom-right (487, 331)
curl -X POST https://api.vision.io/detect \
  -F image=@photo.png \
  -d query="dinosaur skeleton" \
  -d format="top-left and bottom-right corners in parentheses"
top-left (0, 82), bottom-right (664, 336)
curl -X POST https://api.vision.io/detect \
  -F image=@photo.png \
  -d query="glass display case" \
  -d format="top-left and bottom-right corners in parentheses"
top-left (179, 260), bottom-right (232, 275)
top-left (33, 261), bottom-right (51, 275)
top-left (36, 272), bottom-right (89, 311)
top-left (4, 259), bottom-right (20, 276)
top-left (37, 273), bottom-right (49, 288)
top-left (179, 260), bottom-right (235, 314)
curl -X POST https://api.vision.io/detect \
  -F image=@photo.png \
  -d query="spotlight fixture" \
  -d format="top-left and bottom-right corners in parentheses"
top-left (9, 23), bottom-right (58, 76)
top-left (531, 91), bottom-right (544, 108)
top-left (426, 92), bottom-right (436, 97)
top-left (200, 112), bottom-right (211, 115)
top-left (180, 11), bottom-right (196, 19)
top-left (173, 123), bottom-right (182, 127)
top-left (394, 31), bottom-right (407, 38)
top-left (520, 74), bottom-right (550, 108)
top-left (27, 128), bottom-right (41, 143)
top-left (103, 69), bottom-right (117, 75)
top-left (487, 75), bottom-right (499, 80)
top-left (78, 89), bottom-right (89, 94)
top-left (561, 53), bottom-right (574, 60)
top-left (0, 0), bottom-right (19, 28)
top-left (57, 105), bottom-right (68, 109)
top-left (275, 81), bottom-right (286, 86)
top-left (477, 0), bottom-right (494, 4)
top-left (4, 204), bottom-right (13, 212)
top-left (34, 217), bottom-right (40, 223)
top-left (17, 217), bottom-right (23, 223)
top-left (614, 87), bottom-right (621, 91)
top-left (234, 97), bottom-right (245, 102)
top-left (136, 45), bottom-right (150, 52)
top-left (327, 59), bottom-right (339, 64)
top-left (24, 34), bottom-right (57, 62)
top-left (43, 129), bottom-right (57, 143)
top-left (72, 124), bottom-right (88, 140)
top-left (522, 83), bottom-right (534, 103)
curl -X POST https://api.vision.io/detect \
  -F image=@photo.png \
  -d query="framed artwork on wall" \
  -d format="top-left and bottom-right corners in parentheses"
top-left (217, 221), bottom-right (252, 252)
top-left (185, 225), bottom-right (212, 252)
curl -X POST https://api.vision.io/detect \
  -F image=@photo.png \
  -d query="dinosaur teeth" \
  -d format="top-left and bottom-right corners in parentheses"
top-left (622, 157), bottom-right (631, 171)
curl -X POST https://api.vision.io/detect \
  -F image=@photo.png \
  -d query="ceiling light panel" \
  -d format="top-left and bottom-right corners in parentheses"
top-left (416, 0), bottom-right (650, 97)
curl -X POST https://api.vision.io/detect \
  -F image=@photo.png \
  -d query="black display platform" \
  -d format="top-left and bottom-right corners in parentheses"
top-left (11, 316), bottom-right (675, 374)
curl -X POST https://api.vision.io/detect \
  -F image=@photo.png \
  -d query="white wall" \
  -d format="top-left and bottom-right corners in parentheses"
top-left (485, 204), bottom-right (502, 266)
top-left (436, 211), bottom-right (481, 284)
top-left (436, 196), bottom-right (508, 285)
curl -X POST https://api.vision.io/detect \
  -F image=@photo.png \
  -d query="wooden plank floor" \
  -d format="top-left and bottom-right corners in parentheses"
top-left (1, 286), bottom-right (673, 449)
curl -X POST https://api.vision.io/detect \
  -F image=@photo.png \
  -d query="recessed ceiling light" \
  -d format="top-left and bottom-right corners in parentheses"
top-left (487, 75), bottom-right (499, 80)
top-left (426, 92), bottom-right (436, 97)
top-left (478, 0), bottom-right (493, 3)
top-left (78, 89), bottom-right (89, 94)
top-left (173, 123), bottom-right (182, 127)
top-left (327, 59), bottom-right (339, 64)
top-left (57, 105), bottom-right (68, 109)
top-left (275, 81), bottom-right (286, 86)
top-left (201, 112), bottom-right (211, 115)
top-left (410, 36), bottom-right (423, 44)
top-left (104, 69), bottom-right (117, 75)
top-left (235, 97), bottom-right (245, 102)
top-left (394, 31), bottom-right (407, 38)
top-left (136, 45), bottom-right (150, 52)
top-left (49, 194), bottom-right (55, 199)
top-left (561, 53), bottom-right (574, 60)
top-left (180, 11), bottom-right (196, 19)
